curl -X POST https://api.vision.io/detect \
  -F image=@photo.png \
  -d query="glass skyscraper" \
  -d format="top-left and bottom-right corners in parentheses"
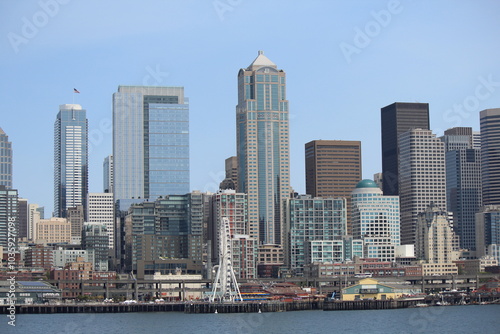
top-left (441, 127), bottom-right (482, 251)
top-left (476, 206), bottom-right (500, 264)
top-left (236, 51), bottom-right (290, 245)
top-left (0, 127), bottom-right (12, 188)
top-left (113, 86), bottom-right (189, 201)
top-left (54, 104), bottom-right (88, 218)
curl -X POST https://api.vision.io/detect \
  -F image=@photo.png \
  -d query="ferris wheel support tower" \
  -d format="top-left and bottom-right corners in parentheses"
top-left (209, 217), bottom-right (243, 303)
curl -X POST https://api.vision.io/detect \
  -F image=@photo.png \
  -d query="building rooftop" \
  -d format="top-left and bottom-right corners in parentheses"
top-left (355, 179), bottom-right (379, 189)
top-left (247, 50), bottom-right (277, 69)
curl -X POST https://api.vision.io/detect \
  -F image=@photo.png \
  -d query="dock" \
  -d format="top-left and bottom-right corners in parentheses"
top-left (323, 299), bottom-right (422, 311)
top-left (2, 296), bottom-right (498, 314)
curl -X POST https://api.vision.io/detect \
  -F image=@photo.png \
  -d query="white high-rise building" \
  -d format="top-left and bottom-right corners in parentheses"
top-left (398, 128), bottom-right (447, 246)
top-left (87, 193), bottom-right (114, 248)
top-left (54, 104), bottom-right (88, 218)
top-left (480, 108), bottom-right (500, 206)
top-left (351, 179), bottom-right (400, 262)
top-left (28, 203), bottom-right (42, 241)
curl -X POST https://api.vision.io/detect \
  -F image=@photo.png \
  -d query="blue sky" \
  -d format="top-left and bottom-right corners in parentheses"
top-left (1, 0), bottom-right (500, 215)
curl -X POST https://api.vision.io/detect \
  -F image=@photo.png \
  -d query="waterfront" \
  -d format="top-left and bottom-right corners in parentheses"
top-left (4, 305), bottom-right (499, 334)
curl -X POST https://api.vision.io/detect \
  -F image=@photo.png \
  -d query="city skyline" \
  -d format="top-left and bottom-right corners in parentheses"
top-left (1, 1), bottom-right (500, 214)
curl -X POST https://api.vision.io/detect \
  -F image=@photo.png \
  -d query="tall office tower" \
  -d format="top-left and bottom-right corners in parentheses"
top-left (221, 156), bottom-right (238, 190)
top-left (0, 128), bottom-right (12, 188)
top-left (441, 127), bottom-right (482, 251)
top-left (28, 203), bottom-right (42, 241)
top-left (472, 131), bottom-right (481, 149)
top-left (66, 205), bottom-right (85, 244)
top-left (480, 108), bottom-right (500, 206)
top-left (398, 128), bottom-right (447, 246)
top-left (87, 193), bottom-right (114, 248)
top-left (373, 173), bottom-right (383, 191)
top-left (283, 195), bottom-right (347, 275)
top-left (18, 198), bottom-right (28, 239)
top-left (82, 222), bottom-right (109, 271)
top-left (113, 86), bottom-right (189, 201)
top-left (351, 179), bottom-right (400, 262)
top-left (103, 155), bottom-right (113, 193)
top-left (381, 102), bottom-right (429, 195)
top-left (0, 185), bottom-right (18, 249)
top-left (305, 140), bottom-right (362, 234)
top-left (416, 204), bottom-right (459, 276)
top-left (219, 156), bottom-right (238, 190)
top-left (476, 205), bottom-right (500, 264)
top-left (236, 51), bottom-right (290, 245)
top-left (54, 104), bottom-right (88, 218)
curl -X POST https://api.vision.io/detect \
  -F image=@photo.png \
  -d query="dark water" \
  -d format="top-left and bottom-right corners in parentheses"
top-left (3, 305), bottom-right (499, 334)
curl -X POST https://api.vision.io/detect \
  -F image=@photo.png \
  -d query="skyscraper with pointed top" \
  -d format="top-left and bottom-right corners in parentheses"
top-left (0, 127), bottom-right (12, 189)
top-left (236, 51), bottom-right (290, 245)
top-left (54, 104), bottom-right (88, 218)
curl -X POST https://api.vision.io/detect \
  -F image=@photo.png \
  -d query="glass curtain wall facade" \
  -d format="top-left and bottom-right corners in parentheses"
top-left (113, 86), bottom-right (189, 201)
top-left (54, 104), bottom-right (88, 218)
top-left (126, 193), bottom-right (206, 273)
top-left (284, 196), bottom-right (346, 275)
top-left (441, 127), bottom-right (482, 251)
top-left (236, 51), bottom-right (290, 245)
top-left (476, 206), bottom-right (500, 263)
